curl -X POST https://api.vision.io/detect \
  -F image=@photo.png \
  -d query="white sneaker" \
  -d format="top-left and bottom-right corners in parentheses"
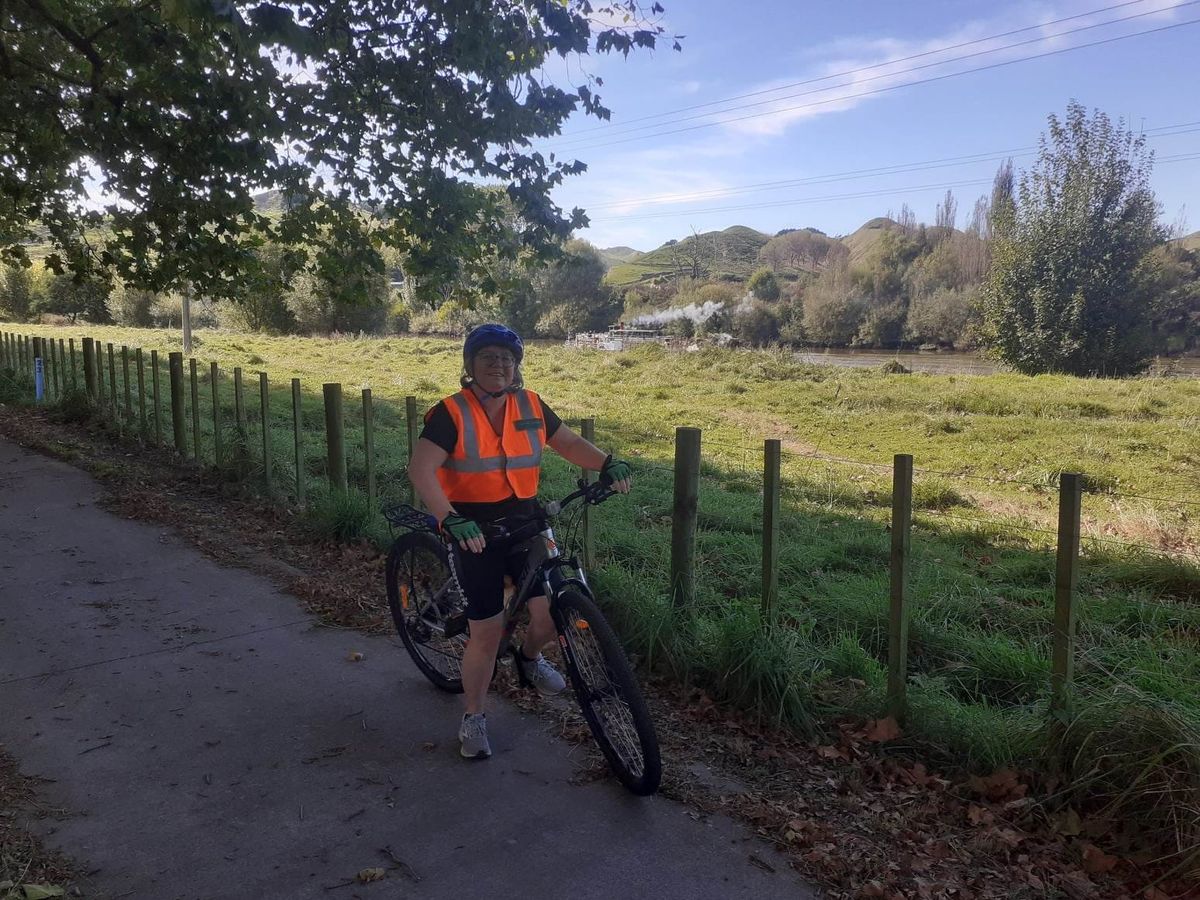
top-left (517, 649), bottom-right (567, 696)
top-left (458, 713), bottom-right (491, 759)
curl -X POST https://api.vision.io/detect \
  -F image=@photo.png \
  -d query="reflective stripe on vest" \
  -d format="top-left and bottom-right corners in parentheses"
top-left (436, 388), bottom-right (545, 501)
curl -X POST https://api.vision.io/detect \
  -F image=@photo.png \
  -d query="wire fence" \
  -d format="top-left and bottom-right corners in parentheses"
top-left (4, 326), bottom-right (1199, 729)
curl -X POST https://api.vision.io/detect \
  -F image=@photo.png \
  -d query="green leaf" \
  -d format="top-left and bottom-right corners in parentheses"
top-left (21, 886), bottom-right (66, 900)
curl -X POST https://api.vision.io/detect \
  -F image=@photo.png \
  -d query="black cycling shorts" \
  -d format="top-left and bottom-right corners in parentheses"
top-left (451, 542), bottom-right (535, 621)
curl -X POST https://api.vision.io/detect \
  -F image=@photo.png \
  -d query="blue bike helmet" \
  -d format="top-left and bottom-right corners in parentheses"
top-left (463, 323), bottom-right (524, 367)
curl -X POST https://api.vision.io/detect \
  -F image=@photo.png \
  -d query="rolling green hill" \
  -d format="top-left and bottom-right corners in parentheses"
top-left (605, 225), bottom-right (775, 286)
top-left (841, 216), bottom-right (901, 262)
top-left (598, 246), bottom-right (643, 268)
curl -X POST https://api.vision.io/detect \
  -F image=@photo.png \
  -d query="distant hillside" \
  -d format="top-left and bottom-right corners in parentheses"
top-left (252, 189), bottom-right (290, 215)
top-left (1175, 231), bottom-right (1200, 252)
top-left (606, 225), bottom-right (773, 286)
top-left (598, 246), bottom-right (643, 268)
top-left (841, 216), bottom-right (901, 262)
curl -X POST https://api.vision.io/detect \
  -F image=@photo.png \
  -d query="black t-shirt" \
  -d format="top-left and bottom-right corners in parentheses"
top-left (420, 394), bottom-right (563, 522)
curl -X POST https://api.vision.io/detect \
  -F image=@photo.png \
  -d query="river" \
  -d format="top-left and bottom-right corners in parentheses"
top-left (792, 348), bottom-right (1200, 377)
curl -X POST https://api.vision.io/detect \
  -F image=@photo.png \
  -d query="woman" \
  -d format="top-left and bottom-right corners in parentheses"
top-left (408, 323), bottom-right (632, 760)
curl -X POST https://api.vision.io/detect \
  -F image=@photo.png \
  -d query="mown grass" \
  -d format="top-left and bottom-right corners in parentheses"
top-left (6, 322), bottom-right (1200, 864)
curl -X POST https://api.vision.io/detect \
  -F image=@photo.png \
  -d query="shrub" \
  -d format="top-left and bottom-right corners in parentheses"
top-left (110, 284), bottom-right (157, 327)
top-left (748, 268), bottom-right (780, 302)
top-left (731, 300), bottom-right (779, 346)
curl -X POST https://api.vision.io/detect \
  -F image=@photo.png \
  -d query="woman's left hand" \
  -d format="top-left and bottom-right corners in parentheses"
top-left (601, 457), bottom-right (633, 494)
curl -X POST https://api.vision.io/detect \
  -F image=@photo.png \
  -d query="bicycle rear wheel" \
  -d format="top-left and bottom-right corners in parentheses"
top-left (551, 589), bottom-right (661, 796)
top-left (385, 531), bottom-right (466, 693)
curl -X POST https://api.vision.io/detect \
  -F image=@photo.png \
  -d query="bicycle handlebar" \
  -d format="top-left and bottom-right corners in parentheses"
top-left (480, 477), bottom-right (616, 542)
top-left (383, 475), bottom-right (618, 543)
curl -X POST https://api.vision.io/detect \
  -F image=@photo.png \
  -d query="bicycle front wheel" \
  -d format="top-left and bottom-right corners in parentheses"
top-left (385, 531), bottom-right (466, 693)
top-left (551, 589), bottom-right (661, 796)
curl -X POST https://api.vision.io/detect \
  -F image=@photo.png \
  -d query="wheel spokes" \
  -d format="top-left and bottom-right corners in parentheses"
top-left (562, 617), bottom-right (646, 778)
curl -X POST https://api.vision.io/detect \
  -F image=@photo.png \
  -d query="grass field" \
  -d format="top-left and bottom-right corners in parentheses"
top-left (5, 321), bottom-right (1200, 862)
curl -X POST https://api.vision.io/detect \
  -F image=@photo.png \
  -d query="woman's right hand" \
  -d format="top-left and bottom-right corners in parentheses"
top-left (441, 513), bottom-right (486, 553)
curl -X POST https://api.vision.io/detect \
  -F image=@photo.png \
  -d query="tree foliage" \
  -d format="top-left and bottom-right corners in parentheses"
top-left (0, 0), bottom-right (674, 302)
top-left (0, 265), bottom-right (35, 321)
top-left (532, 239), bottom-right (619, 337)
top-left (748, 267), bottom-right (780, 302)
top-left (979, 102), bottom-right (1165, 376)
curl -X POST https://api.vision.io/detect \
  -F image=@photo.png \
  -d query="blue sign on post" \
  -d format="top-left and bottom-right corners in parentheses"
top-left (35, 356), bottom-right (44, 402)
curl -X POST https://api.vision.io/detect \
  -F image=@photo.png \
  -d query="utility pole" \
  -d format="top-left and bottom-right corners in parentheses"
top-left (181, 283), bottom-right (194, 356)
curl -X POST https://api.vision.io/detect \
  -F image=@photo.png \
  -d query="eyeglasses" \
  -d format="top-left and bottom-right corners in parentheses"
top-left (477, 353), bottom-right (517, 368)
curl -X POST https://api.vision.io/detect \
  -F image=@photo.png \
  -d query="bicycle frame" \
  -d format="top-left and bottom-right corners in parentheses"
top-left (389, 477), bottom-right (611, 655)
top-left (450, 519), bottom-right (594, 660)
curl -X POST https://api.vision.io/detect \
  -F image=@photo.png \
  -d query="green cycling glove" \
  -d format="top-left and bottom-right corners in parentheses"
top-left (601, 455), bottom-right (632, 484)
top-left (441, 513), bottom-right (483, 542)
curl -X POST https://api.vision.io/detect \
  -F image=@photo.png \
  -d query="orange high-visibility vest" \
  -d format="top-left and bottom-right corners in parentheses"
top-left (432, 388), bottom-right (547, 503)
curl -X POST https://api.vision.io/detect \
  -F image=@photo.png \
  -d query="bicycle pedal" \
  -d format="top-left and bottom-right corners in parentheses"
top-left (443, 611), bottom-right (468, 639)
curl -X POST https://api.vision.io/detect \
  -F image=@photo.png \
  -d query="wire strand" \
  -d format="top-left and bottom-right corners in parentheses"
top-left (554, 2), bottom-right (1200, 147)
top-left (557, 17), bottom-right (1200, 153)
top-left (557, 0), bottom-right (1171, 137)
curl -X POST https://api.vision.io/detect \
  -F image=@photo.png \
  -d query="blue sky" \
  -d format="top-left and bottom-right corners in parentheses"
top-left (533, 0), bottom-right (1200, 252)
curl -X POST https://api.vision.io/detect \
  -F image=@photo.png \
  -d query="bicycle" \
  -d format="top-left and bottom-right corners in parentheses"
top-left (382, 477), bottom-right (662, 796)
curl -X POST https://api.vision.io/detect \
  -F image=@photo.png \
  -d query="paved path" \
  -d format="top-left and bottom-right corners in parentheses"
top-left (0, 438), bottom-right (814, 900)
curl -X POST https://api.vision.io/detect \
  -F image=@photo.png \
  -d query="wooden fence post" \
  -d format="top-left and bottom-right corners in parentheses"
top-left (168, 351), bottom-right (186, 453)
top-left (362, 388), bottom-right (375, 509)
top-left (122, 346), bottom-right (132, 426)
top-left (106, 343), bottom-right (118, 421)
top-left (42, 338), bottom-right (52, 398)
top-left (82, 338), bottom-right (97, 399)
top-left (259, 372), bottom-right (271, 492)
top-left (762, 439), bottom-right (781, 623)
top-left (292, 378), bottom-right (305, 507)
top-left (190, 358), bottom-right (201, 462)
top-left (211, 362), bottom-right (223, 468)
top-left (670, 426), bottom-right (701, 609)
top-left (95, 338), bottom-right (105, 407)
top-left (68, 339), bottom-right (76, 389)
top-left (48, 338), bottom-right (59, 398)
top-left (581, 418), bottom-right (596, 570)
top-left (136, 349), bottom-right (147, 441)
top-left (150, 350), bottom-right (162, 445)
top-left (234, 367), bottom-right (246, 435)
top-left (324, 383), bottom-right (346, 492)
top-left (1051, 472), bottom-right (1084, 717)
top-left (887, 453), bottom-right (914, 723)
top-left (405, 394), bottom-right (419, 504)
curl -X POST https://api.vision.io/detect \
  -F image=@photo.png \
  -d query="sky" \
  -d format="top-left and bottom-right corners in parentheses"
top-left (530, 0), bottom-right (1200, 252)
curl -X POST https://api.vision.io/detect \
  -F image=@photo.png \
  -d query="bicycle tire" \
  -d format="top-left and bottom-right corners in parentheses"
top-left (385, 531), bottom-right (466, 694)
top-left (551, 589), bottom-right (661, 796)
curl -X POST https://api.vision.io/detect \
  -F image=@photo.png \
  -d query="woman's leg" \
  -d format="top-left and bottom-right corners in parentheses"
top-left (462, 612), bottom-right (504, 714)
top-left (522, 595), bottom-right (555, 657)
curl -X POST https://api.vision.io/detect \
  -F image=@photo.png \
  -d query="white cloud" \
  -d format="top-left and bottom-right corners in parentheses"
top-left (715, 0), bottom-right (1191, 137)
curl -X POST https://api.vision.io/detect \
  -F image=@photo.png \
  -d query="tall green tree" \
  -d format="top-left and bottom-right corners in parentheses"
top-left (533, 239), bottom-right (620, 337)
top-left (0, 1), bottom-right (675, 302)
top-left (979, 102), bottom-right (1165, 376)
top-left (38, 274), bottom-right (113, 323)
top-left (0, 265), bottom-right (34, 321)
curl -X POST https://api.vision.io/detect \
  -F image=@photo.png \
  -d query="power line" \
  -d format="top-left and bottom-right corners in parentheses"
top-left (554, 17), bottom-right (1200, 153)
top-left (554, 1), bottom-right (1200, 147)
top-left (581, 123), bottom-right (1200, 213)
top-left (586, 143), bottom-right (1200, 224)
top-left (558, 0), bottom-right (1167, 137)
